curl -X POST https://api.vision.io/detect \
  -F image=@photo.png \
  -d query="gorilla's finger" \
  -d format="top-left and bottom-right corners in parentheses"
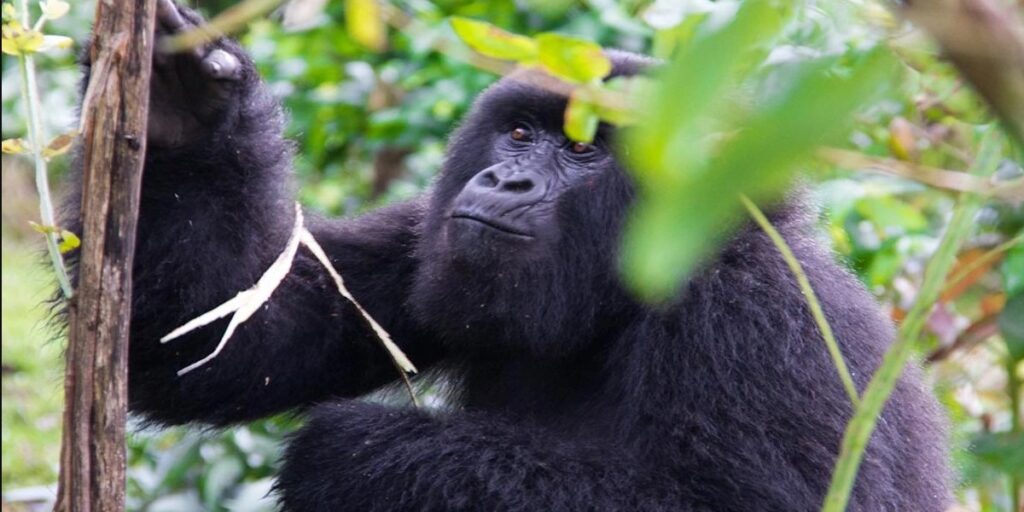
top-left (157, 0), bottom-right (188, 32)
top-left (201, 49), bottom-right (241, 80)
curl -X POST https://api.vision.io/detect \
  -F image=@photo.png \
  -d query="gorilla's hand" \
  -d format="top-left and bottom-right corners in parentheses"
top-left (148, 0), bottom-right (251, 148)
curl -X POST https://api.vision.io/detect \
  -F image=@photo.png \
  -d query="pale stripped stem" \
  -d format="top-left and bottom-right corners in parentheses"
top-left (161, 202), bottom-right (419, 405)
top-left (739, 194), bottom-right (861, 407)
top-left (821, 130), bottom-right (1004, 512)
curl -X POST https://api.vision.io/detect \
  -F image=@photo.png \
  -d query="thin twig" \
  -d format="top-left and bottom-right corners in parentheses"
top-left (818, 147), bottom-right (1022, 201)
top-left (943, 233), bottom-right (1024, 296)
top-left (740, 194), bottom-right (861, 406)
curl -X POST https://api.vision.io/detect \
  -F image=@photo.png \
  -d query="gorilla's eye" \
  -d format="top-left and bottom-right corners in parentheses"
top-left (570, 142), bottom-right (595, 154)
top-left (510, 126), bottom-right (532, 142)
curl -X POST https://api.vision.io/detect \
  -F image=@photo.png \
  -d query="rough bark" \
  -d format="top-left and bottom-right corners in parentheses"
top-left (54, 0), bottom-right (157, 510)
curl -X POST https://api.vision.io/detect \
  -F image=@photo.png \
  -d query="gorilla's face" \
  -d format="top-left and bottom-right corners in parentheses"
top-left (438, 81), bottom-right (621, 265)
top-left (412, 55), bottom-right (651, 357)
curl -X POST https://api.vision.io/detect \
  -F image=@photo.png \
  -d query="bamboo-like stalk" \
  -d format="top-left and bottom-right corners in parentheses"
top-left (821, 130), bottom-right (1003, 512)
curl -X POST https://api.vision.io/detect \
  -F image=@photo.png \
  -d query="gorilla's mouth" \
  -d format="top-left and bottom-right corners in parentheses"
top-left (450, 213), bottom-right (534, 238)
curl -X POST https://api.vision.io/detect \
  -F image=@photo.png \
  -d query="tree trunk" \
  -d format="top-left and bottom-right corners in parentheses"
top-left (54, 0), bottom-right (157, 510)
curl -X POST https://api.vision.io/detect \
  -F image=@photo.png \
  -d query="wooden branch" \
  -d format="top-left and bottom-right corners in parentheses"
top-left (900, 0), bottom-right (1024, 142)
top-left (54, 0), bottom-right (157, 510)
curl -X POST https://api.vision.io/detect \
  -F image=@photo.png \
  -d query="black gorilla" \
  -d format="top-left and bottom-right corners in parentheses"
top-left (61, 1), bottom-right (951, 510)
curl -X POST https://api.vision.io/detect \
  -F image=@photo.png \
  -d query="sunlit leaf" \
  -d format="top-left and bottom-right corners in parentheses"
top-left (39, 0), bottom-right (69, 20)
top-left (854, 196), bottom-right (928, 233)
top-left (1, 24), bottom-right (44, 55)
top-left (345, 0), bottom-right (384, 52)
top-left (58, 230), bottom-right (80, 254)
top-left (2, 3), bottom-right (18, 23)
top-left (535, 33), bottom-right (610, 84)
top-left (622, 46), bottom-right (897, 301)
top-left (37, 34), bottom-right (72, 52)
top-left (42, 130), bottom-right (76, 159)
top-left (564, 90), bottom-right (599, 143)
top-left (28, 221), bottom-right (59, 235)
top-left (450, 17), bottom-right (537, 63)
top-left (2, 138), bottom-right (28, 154)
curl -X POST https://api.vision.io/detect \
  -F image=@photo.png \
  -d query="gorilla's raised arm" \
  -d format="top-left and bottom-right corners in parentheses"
top-left (60, 0), bottom-right (441, 426)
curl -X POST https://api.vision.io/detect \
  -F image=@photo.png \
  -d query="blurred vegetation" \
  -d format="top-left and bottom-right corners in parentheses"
top-left (2, 0), bottom-right (1022, 510)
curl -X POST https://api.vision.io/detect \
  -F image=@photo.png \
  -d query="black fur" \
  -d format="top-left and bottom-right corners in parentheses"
top-left (60, 5), bottom-right (951, 510)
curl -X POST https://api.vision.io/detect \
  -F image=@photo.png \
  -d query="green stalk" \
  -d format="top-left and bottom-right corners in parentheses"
top-left (17, 0), bottom-right (73, 299)
top-left (1009, 356), bottom-right (1021, 512)
top-left (821, 131), bottom-right (1003, 512)
top-left (740, 194), bottom-right (860, 406)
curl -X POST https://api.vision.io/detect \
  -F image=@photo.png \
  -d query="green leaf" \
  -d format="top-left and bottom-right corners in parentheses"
top-left (854, 196), bottom-right (928, 233)
top-left (625, 0), bottom-right (787, 183)
top-left (564, 90), bottom-right (599, 143)
top-left (450, 17), bottom-right (538, 63)
top-left (345, 0), bottom-right (385, 52)
top-left (1, 23), bottom-right (44, 56)
top-left (1002, 242), bottom-right (1024, 296)
top-left (58, 230), bottom-right (79, 254)
top-left (999, 293), bottom-right (1024, 362)
top-left (621, 46), bottom-right (898, 301)
top-left (535, 33), bottom-right (610, 84)
top-left (970, 431), bottom-right (1024, 478)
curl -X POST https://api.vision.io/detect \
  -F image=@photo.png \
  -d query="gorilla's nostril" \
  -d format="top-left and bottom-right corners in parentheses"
top-left (475, 170), bottom-right (500, 188)
top-left (502, 179), bottom-right (534, 193)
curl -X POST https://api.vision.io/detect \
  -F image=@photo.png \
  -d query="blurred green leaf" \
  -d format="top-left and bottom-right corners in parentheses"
top-left (535, 33), bottom-right (611, 84)
top-left (344, 0), bottom-right (385, 51)
top-left (970, 431), bottom-right (1024, 478)
top-left (1003, 242), bottom-right (1024, 296)
top-left (999, 292), bottom-right (1024, 362)
top-left (854, 196), bottom-right (928, 233)
top-left (622, 46), bottom-right (897, 301)
top-left (451, 17), bottom-right (537, 62)
top-left (564, 90), bottom-right (599, 142)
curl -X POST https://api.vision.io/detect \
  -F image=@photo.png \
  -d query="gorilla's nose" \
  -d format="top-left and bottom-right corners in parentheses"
top-left (460, 163), bottom-right (547, 212)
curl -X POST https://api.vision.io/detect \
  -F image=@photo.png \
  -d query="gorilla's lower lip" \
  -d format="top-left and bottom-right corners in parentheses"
top-left (450, 214), bottom-right (534, 238)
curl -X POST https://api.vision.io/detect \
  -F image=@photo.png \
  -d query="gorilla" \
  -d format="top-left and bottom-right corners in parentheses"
top-left (61, 1), bottom-right (952, 510)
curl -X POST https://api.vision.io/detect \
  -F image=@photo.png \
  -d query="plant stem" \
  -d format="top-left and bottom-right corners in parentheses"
top-left (821, 130), bottom-right (1003, 512)
top-left (740, 194), bottom-right (860, 406)
top-left (17, 0), bottom-right (74, 299)
top-left (1009, 356), bottom-right (1021, 512)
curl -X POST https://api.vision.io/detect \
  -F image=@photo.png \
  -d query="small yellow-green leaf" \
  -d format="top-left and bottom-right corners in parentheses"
top-left (1, 24), bottom-right (44, 55)
top-left (42, 131), bottom-right (76, 159)
top-left (58, 230), bottom-right (80, 253)
top-left (564, 91), bottom-right (599, 143)
top-left (40, 0), bottom-right (69, 20)
top-left (536, 33), bottom-right (611, 84)
top-left (38, 34), bottom-right (72, 52)
top-left (2, 138), bottom-right (28, 154)
top-left (28, 221), bottom-right (59, 234)
top-left (345, 0), bottom-right (385, 52)
top-left (2, 3), bottom-right (17, 23)
top-left (450, 17), bottom-right (538, 63)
